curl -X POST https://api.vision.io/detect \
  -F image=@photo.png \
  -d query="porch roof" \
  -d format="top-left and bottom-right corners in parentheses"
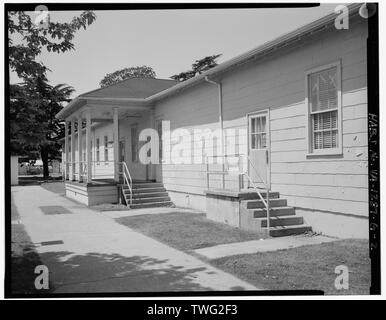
top-left (56, 77), bottom-right (177, 119)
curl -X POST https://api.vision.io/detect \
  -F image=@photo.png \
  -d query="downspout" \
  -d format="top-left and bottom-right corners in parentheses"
top-left (204, 76), bottom-right (225, 189)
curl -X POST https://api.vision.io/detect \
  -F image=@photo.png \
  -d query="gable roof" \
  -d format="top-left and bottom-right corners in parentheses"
top-left (146, 3), bottom-right (363, 102)
top-left (56, 77), bottom-right (177, 119)
top-left (57, 3), bottom-right (363, 120)
top-left (79, 77), bottom-right (178, 99)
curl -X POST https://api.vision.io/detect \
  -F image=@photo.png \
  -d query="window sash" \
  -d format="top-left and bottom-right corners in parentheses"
top-left (104, 136), bottom-right (108, 162)
top-left (307, 63), bottom-right (341, 153)
top-left (96, 138), bottom-right (100, 162)
top-left (311, 110), bottom-right (338, 150)
top-left (250, 132), bottom-right (267, 149)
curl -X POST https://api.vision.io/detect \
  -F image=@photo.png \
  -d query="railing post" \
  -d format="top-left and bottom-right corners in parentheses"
top-left (266, 149), bottom-right (270, 238)
top-left (206, 159), bottom-right (209, 190)
top-left (113, 108), bottom-right (119, 182)
top-left (70, 118), bottom-right (76, 181)
top-left (77, 116), bottom-right (83, 182)
top-left (85, 111), bottom-right (92, 183)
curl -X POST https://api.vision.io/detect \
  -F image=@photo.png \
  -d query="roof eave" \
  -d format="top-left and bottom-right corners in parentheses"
top-left (146, 3), bottom-right (362, 103)
top-left (55, 97), bottom-right (149, 120)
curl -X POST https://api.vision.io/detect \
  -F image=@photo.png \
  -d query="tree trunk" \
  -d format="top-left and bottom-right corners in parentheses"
top-left (41, 147), bottom-right (49, 179)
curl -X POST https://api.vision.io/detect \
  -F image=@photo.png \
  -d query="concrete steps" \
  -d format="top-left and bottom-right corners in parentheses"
top-left (240, 191), bottom-right (311, 237)
top-left (253, 206), bottom-right (295, 218)
top-left (266, 225), bottom-right (312, 237)
top-left (121, 181), bottom-right (173, 209)
top-left (246, 198), bottom-right (287, 209)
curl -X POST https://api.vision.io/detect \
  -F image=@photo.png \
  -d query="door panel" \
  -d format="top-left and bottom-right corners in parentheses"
top-left (248, 111), bottom-right (270, 189)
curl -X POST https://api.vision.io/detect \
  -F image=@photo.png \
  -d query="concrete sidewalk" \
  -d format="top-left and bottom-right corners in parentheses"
top-left (194, 235), bottom-right (338, 260)
top-left (11, 186), bottom-right (257, 293)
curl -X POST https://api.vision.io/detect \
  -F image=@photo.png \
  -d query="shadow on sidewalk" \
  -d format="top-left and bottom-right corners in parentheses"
top-left (22, 250), bottom-right (227, 294)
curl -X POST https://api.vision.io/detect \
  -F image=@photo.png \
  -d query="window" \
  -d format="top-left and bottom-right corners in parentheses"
top-left (131, 126), bottom-right (139, 162)
top-left (96, 138), bottom-right (100, 163)
top-left (250, 115), bottom-right (267, 149)
top-left (306, 62), bottom-right (342, 155)
top-left (104, 135), bottom-right (109, 163)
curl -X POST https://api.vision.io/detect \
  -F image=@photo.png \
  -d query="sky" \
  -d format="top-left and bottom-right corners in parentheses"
top-left (10, 4), bottom-right (339, 97)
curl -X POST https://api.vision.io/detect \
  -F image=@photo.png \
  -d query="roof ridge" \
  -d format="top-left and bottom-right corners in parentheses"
top-left (79, 76), bottom-right (177, 98)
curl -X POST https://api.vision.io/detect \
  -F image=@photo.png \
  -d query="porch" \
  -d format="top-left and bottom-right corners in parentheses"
top-left (58, 91), bottom-right (157, 206)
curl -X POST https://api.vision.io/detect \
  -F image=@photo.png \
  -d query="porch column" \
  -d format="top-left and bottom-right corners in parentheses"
top-left (71, 118), bottom-right (76, 181)
top-left (77, 116), bottom-right (83, 182)
top-left (64, 121), bottom-right (69, 180)
top-left (149, 108), bottom-right (156, 180)
top-left (113, 108), bottom-right (119, 182)
top-left (85, 111), bottom-right (92, 183)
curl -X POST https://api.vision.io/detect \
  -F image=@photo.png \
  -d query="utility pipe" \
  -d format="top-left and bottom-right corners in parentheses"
top-left (204, 76), bottom-right (225, 188)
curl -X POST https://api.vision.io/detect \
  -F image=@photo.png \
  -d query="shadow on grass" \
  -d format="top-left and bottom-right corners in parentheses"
top-left (116, 211), bottom-right (266, 252)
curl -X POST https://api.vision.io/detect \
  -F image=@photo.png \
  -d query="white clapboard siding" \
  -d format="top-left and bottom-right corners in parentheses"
top-left (154, 17), bottom-right (368, 217)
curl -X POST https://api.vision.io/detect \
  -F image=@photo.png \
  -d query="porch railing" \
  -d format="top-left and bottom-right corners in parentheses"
top-left (119, 161), bottom-right (133, 205)
top-left (64, 160), bottom-right (117, 180)
top-left (205, 153), bottom-right (271, 236)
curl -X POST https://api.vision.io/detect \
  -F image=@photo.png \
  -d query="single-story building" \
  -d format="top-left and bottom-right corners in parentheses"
top-left (56, 4), bottom-right (369, 238)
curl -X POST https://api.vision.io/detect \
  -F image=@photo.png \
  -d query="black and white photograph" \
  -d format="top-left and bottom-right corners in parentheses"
top-left (3, 1), bottom-right (381, 301)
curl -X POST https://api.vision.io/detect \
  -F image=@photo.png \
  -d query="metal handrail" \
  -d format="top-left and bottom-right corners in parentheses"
top-left (119, 161), bottom-right (133, 205)
top-left (205, 152), bottom-right (271, 237)
top-left (241, 153), bottom-right (271, 237)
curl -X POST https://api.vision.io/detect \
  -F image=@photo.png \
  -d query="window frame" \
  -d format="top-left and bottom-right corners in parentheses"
top-left (104, 135), bottom-right (109, 164)
top-left (96, 138), bottom-right (100, 164)
top-left (305, 61), bottom-right (343, 157)
top-left (249, 114), bottom-right (268, 150)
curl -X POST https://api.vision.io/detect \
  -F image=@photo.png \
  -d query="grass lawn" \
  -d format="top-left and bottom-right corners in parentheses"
top-left (11, 196), bottom-right (52, 294)
top-left (116, 211), bottom-right (265, 251)
top-left (211, 239), bottom-right (370, 295)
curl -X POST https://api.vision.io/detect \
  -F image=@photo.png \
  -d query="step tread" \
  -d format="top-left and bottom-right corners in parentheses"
top-left (131, 196), bottom-right (170, 202)
top-left (265, 224), bottom-right (312, 237)
top-left (257, 214), bottom-right (303, 220)
top-left (129, 201), bottom-right (173, 208)
top-left (259, 215), bottom-right (304, 227)
top-left (130, 188), bottom-right (166, 192)
top-left (132, 192), bottom-right (168, 197)
top-left (132, 183), bottom-right (164, 188)
top-left (244, 199), bottom-right (288, 209)
top-left (253, 206), bottom-right (294, 211)
top-left (267, 224), bottom-right (312, 230)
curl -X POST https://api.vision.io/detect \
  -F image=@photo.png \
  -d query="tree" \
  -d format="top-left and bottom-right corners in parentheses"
top-left (99, 66), bottom-right (156, 87)
top-left (8, 10), bottom-right (96, 177)
top-left (10, 76), bottom-right (74, 178)
top-left (8, 10), bottom-right (96, 79)
top-left (170, 54), bottom-right (221, 82)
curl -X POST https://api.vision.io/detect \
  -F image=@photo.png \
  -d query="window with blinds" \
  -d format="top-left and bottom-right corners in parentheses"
top-left (307, 64), bottom-right (340, 152)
